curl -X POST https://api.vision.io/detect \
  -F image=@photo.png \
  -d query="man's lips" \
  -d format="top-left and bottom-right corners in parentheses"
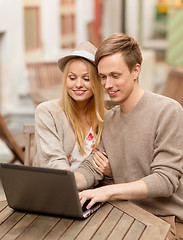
top-left (107, 90), bottom-right (119, 97)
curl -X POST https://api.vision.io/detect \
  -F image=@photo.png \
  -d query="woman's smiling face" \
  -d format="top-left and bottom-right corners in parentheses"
top-left (66, 59), bottom-right (94, 105)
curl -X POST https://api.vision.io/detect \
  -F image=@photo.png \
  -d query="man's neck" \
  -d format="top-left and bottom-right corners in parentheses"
top-left (120, 87), bottom-right (144, 116)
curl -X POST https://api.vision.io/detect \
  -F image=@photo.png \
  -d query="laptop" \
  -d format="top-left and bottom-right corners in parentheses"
top-left (0, 163), bottom-right (104, 219)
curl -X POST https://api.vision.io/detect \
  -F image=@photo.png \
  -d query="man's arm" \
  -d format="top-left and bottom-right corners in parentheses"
top-left (79, 179), bottom-right (148, 209)
top-left (74, 152), bottom-right (104, 190)
top-left (74, 171), bottom-right (87, 191)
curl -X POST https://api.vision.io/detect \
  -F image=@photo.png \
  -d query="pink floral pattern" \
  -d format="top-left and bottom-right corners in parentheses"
top-left (68, 129), bottom-right (95, 171)
top-left (68, 155), bottom-right (72, 162)
top-left (91, 143), bottom-right (95, 149)
top-left (86, 132), bottom-right (94, 141)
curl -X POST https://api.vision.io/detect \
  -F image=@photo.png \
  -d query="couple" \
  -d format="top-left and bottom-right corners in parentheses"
top-left (34, 33), bottom-right (183, 240)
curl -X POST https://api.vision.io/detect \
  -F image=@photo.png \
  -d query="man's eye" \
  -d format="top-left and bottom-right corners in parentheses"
top-left (112, 74), bottom-right (119, 78)
top-left (100, 75), bottom-right (106, 80)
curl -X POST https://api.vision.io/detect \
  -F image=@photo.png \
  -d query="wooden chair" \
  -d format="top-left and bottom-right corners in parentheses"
top-left (0, 114), bottom-right (25, 164)
top-left (162, 68), bottom-right (183, 107)
top-left (27, 62), bottom-right (62, 107)
top-left (23, 124), bottom-right (35, 166)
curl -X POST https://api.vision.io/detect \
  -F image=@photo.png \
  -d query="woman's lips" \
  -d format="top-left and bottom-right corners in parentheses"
top-left (73, 90), bottom-right (86, 95)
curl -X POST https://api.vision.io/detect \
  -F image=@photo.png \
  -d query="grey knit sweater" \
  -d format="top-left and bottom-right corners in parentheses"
top-left (76, 91), bottom-right (183, 220)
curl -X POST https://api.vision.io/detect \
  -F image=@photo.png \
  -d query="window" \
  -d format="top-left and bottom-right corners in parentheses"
top-left (60, 0), bottom-right (76, 48)
top-left (24, 0), bottom-right (41, 51)
top-left (24, 7), bottom-right (41, 50)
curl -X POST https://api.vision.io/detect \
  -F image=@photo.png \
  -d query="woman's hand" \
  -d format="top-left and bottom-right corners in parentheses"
top-left (92, 151), bottom-right (112, 177)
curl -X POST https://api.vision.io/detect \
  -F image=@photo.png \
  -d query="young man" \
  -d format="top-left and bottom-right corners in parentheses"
top-left (74, 33), bottom-right (183, 239)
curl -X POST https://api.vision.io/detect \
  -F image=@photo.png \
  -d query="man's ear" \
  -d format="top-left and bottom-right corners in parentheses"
top-left (134, 64), bottom-right (141, 80)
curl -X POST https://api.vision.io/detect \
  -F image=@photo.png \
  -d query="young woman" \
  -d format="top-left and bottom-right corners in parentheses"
top-left (34, 41), bottom-right (111, 176)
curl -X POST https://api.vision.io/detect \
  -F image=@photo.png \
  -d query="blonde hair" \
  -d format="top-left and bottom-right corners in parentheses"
top-left (61, 58), bottom-right (104, 155)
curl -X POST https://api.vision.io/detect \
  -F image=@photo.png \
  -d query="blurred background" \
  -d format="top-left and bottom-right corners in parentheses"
top-left (0, 0), bottom-right (183, 163)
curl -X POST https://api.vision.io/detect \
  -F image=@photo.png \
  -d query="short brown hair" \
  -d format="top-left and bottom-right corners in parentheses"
top-left (95, 33), bottom-right (143, 72)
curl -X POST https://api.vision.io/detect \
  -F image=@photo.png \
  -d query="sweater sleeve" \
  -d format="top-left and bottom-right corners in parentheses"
top-left (142, 102), bottom-right (183, 198)
top-left (75, 144), bottom-right (105, 188)
top-left (34, 101), bottom-right (71, 169)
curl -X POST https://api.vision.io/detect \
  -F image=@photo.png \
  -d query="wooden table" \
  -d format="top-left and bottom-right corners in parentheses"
top-left (0, 194), bottom-right (170, 240)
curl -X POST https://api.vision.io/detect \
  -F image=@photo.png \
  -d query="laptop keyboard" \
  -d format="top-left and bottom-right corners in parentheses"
top-left (82, 200), bottom-right (91, 212)
top-left (82, 200), bottom-right (102, 212)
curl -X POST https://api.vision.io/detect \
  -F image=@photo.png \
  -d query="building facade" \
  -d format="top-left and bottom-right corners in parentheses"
top-left (0, 0), bottom-right (156, 132)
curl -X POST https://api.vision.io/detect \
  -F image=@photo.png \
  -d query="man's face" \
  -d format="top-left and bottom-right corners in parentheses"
top-left (98, 53), bottom-right (140, 108)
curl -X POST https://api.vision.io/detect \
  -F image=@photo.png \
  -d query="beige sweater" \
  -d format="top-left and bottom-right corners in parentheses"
top-left (76, 91), bottom-right (183, 220)
top-left (34, 99), bottom-right (76, 169)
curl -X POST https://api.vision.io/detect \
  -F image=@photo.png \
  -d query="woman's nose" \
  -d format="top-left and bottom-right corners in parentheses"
top-left (76, 78), bottom-right (83, 88)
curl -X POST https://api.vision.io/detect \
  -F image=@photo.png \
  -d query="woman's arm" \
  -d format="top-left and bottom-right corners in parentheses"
top-left (34, 101), bottom-right (74, 169)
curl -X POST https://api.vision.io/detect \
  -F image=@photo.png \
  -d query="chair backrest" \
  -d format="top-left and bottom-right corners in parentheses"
top-left (27, 62), bottom-right (62, 107)
top-left (27, 62), bottom-right (62, 90)
top-left (0, 114), bottom-right (24, 164)
top-left (105, 100), bottom-right (119, 110)
top-left (23, 124), bottom-right (35, 166)
top-left (162, 68), bottom-right (183, 107)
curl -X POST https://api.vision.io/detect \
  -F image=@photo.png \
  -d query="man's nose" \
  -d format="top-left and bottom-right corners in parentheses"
top-left (104, 78), bottom-right (113, 89)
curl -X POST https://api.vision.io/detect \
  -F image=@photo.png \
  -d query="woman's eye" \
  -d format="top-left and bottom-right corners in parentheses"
top-left (69, 76), bottom-right (76, 80)
top-left (84, 77), bottom-right (89, 81)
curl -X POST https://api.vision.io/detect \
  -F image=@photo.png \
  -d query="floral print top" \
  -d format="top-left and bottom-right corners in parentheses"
top-left (68, 128), bottom-right (95, 171)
